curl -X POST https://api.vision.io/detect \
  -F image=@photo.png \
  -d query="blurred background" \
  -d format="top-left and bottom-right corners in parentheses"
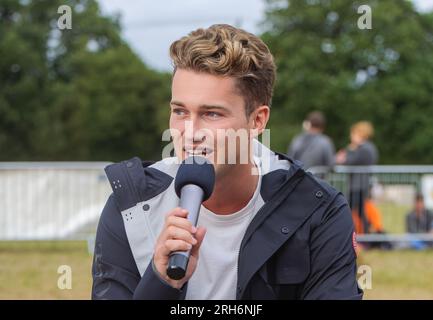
top-left (1, 0), bottom-right (433, 299)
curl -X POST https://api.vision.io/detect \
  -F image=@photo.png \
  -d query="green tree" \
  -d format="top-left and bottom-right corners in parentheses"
top-left (1, 0), bottom-right (53, 159)
top-left (262, 0), bottom-right (433, 163)
top-left (0, 0), bottom-right (171, 161)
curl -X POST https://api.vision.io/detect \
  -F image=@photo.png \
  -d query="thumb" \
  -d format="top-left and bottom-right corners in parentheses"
top-left (190, 226), bottom-right (206, 258)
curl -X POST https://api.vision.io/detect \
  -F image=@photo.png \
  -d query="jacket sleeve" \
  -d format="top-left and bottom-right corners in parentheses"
top-left (91, 194), bottom-right (187, 300)
top-left (300, 193), bottom-right (363, 300)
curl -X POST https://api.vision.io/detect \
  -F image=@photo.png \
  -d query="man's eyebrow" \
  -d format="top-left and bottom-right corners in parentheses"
top-left (199, 104), bottom-right (231, 114)
top-left (170, 101), bottom-right (231, 114)
top-left (170, 100), bottom-right (185, 107)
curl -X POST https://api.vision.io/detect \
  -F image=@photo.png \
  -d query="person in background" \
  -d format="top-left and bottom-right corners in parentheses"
top-left (336, 121), bottom-right (378, 234)
top-left (335, 121), bottom-right (378, 166)
top-left (406, 193), bottom-right (433, 234)
top-left (362, 187), bottom-right (392, 250)
top-left (287, 111), bottom-right (335, 170)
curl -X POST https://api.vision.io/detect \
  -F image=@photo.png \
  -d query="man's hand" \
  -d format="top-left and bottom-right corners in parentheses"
top-left (335, 149), bottom-right (347, 164)
top-left (153, 207), bottom-right (206, 289)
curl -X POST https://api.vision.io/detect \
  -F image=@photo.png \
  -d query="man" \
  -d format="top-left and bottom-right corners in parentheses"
top-left (406, 193), bottom-right (433, 234)
top-left (287, 111), bottom-right (335, 170)
top-left (92, 24), bottom-right (362, 300)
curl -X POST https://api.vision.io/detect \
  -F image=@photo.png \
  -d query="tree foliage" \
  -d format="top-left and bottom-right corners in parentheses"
top-left (262, 0), bottom-right (433, 163)
top-left (0, 0), bottom-right (170, 161)
top-left (1, 0), bottom-right (433, 164)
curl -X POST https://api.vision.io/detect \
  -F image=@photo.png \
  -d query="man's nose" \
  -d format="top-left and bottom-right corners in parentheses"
top-left (184, 118), bottom-right (207, 144)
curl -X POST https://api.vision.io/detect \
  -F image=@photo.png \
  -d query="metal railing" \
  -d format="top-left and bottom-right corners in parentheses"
top-left (309, 165), bottom-right (433, 246)
top-left (1, 162), bottom-right (433, 249)
top-left (0, 162), bottom-right (112, 241)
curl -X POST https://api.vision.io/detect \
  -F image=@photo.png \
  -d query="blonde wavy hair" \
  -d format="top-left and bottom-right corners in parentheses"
top-left (351, 121), bottom-right (374, 140)
top-left (169, 24), bottom-right (276, 116)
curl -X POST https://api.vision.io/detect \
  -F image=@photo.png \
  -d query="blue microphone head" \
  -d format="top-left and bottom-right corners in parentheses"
top-left (174, 156), bottom-right (215, 201)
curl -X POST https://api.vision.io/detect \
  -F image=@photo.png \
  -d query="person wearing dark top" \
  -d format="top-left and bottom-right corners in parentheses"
top-left (91, 24), bottom-right (363, 300)
top-left (406, 194), bottom-right (433, 233)
top-left (287, 111), bottom-right (335, 170)
top-left (336, 121), bottom-right (378, 234)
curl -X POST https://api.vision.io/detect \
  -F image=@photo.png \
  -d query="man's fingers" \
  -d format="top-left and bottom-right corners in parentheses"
top-left (165, 239), bottom-right (192, 252)
top-left (190, 226), bottom-right (206, 258)
top-left (165, 225), bottom-right (197, 245)
top-left (166, 215), bottom-right (196, 234)
top-left (167, 207), bottom-right (188, 219)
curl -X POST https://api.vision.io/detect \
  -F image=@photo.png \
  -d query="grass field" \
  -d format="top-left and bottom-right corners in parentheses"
top-left (0, 241), bottom-right (92, 299)
top-left (0, 241), bottom-right (432, 299)
top-left (377, 201), bottom-right (410, 233)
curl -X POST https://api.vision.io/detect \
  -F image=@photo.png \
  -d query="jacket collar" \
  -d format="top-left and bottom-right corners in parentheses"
top-left (145, 140), bottom-right (303, 201)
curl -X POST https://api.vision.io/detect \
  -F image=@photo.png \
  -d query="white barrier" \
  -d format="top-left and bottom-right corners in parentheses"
top-left (0, 162), bottom-right (112, 240)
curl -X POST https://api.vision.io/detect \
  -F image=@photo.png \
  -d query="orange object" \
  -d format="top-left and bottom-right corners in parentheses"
top-left (365, 199), bottom-right (384, 232)
top-left (352, 199), bottom-right (384, 234)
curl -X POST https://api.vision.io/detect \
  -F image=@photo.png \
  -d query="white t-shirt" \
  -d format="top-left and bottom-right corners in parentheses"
top-left (185, 161), bottom-right (263, 300)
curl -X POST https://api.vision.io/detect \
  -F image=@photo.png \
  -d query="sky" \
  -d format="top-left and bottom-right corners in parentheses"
top-left (97, 0), bottom-right (433, 71)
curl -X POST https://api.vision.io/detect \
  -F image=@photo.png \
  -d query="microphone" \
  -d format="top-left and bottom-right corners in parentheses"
top-left (166, 156), bottom-right (215, 280)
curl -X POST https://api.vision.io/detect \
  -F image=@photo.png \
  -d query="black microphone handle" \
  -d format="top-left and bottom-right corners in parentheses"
top-left (166, 184), bottom-right (204, 280)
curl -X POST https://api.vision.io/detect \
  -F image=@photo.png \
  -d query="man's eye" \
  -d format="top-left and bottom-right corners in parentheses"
top-left (205, 111), bottom-right (221, 118)
top-left (173, 108), bottom-right (187, 116)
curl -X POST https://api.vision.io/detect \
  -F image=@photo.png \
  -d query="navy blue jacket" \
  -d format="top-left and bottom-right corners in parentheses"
top-left (92, 151), bottom-right (363, 300)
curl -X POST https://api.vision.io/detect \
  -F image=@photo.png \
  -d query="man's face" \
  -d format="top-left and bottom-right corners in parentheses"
top-left (415, 199), bottom-right (425, 213)
top-left (169, 69), bottom-right (256, 177)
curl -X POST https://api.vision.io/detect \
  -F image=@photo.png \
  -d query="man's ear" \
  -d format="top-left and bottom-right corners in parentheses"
top-left (250, 105), bottom-right (270, 137)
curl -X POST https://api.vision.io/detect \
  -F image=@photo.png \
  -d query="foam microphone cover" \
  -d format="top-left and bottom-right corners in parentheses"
top-left (174, 156), bottom-right (215, 201)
